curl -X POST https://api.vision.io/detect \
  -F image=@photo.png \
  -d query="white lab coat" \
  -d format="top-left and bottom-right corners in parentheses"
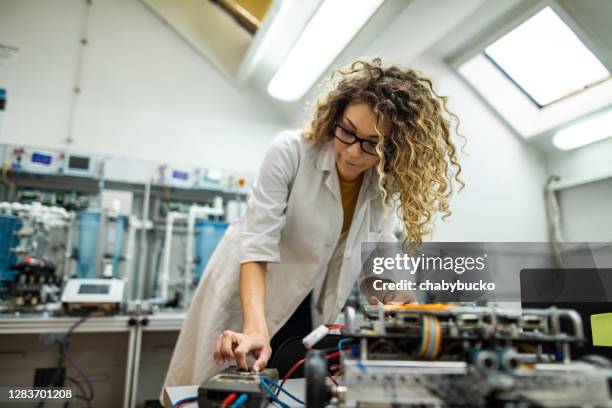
top-left (161, 129), bottom-right (397, 395)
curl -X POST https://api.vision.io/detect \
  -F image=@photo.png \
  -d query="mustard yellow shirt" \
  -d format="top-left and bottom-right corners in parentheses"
top-left (337, 168), bottom-right (363, 233)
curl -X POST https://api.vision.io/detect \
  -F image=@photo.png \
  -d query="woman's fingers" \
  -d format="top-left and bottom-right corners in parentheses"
top-left (212, 331), bottom-right (271, 371)
top-left (220, 330), bottom-right (237, 360)
top-left (213, 334), bottom-right (224, 364)
top-left (253, 344), bottom-right (272, 373)
top-left (233, 335), bottom-right (250, 371)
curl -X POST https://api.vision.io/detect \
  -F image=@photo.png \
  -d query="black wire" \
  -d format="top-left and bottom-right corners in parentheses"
top-left (63, 314), bottom-right (94, 398)
top-left (37, 314), bottom-right (92, 408)
top-left (64, 376), bottom-right (91, 408)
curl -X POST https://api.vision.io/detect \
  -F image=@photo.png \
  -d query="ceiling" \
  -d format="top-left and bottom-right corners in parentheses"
top-left (141, 0), bottom-right (612, 138)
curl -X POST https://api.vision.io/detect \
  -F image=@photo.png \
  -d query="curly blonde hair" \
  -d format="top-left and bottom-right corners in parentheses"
top-left (304, 58), bottom-right (464, 247)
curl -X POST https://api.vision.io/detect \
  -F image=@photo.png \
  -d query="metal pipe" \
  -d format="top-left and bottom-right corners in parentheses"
top-left (183, 205), bottom-right (223, 307)
top-left (136, 182), bottom-right (151, 300)
top-left (123, 216), bottom-right (137, 300)
top-left (158, 212), bottom-right (187, 300)
top-left (62, 212), bottom-right (76, 282)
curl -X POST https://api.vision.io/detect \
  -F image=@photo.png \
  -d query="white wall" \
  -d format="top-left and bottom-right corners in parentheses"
top-left (413, 55), bottom-right (549, 241)
top-left (0, 0), bottom-right (289, 172)
top-left (558, 177), bottom-right (612, 242)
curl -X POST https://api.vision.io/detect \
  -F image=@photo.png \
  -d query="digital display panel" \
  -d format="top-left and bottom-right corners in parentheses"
top-left (78, 284), bottom-right (110, 295)
top-left (68, 155), bottom-right (90, 170)
top-left (172, 170), bottom-right (189, 180)
top-left (205, 169), bottom-right (223, 182)
top-left (32, 152), bottom-right (52, 165)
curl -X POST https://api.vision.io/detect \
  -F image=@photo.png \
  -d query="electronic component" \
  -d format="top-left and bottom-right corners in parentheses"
top-left (303, 304), bottom-right (612, 407)
top-left (8, 147), bottom-right (63, 174)
top-left (63, 154), bottom-right (95, 177)
top-left (199, 168), bottom-right (226, 191)
top-left (198, 366), bottom-right (279, 407)
top-left (158, 165), bottom-right (198, 189)
top-left (61, 278), bottom-right (124, 315)
top-left (303, 324), bottom-right (330, 349)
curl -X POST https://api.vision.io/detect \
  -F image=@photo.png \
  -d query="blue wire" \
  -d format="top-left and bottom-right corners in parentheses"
top-left (229, 393), bottom-right (249, 408)
top-left (259, 377), bottom-right (291, 408)
top-left (260, 376), bottom-right (305, 405)
top-left (172, 396), bottom-right (197, 408)
top-left (338, 338), bottom-right (352, 354)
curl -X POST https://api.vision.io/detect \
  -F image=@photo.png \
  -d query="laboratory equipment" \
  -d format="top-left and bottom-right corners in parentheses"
top-left (7, 147), bottom-right (63, 174)
top-left (194, 220), bottom-right (228, 281)
top-left (61, 278), bottom-right (125, 315)
top-left (303, 304), bottom-right (612, 407)
top-left (62, 153), bottom-right (95, 177)
top-left (0, 202), bottom-right (71, 312)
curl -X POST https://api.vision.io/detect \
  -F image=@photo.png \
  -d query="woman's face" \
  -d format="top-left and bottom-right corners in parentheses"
top-left (334, 103), bottom-right (381, 179)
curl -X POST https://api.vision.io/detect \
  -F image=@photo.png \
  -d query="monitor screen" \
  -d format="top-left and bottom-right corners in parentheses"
top-left (172, 170), bottom-right (189, 180)
top-left (32, 152), bottom-right (52, 165)
top-left (78, 284), bottom-right (110, 295)
top-left (68, 155), bottom-right (90, 170)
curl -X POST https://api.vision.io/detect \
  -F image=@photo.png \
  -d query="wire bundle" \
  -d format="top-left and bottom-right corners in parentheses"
top-left (173, 396), bottom-right (197, 408)
top-left (418, 314), bottom-right (442, 359)
top-left (260, 376), bottom-right (304, 408)
top-left (277, 350), bottom-right (341, 395)
top-left (37, 313), bottom-right (94, 408)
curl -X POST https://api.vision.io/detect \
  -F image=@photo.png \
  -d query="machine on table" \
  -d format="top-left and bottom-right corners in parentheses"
top-left (198, 366), bottom-right (280, 408)
top-left (302, 304), bottom-right (612, 407)
top-left (1, 143), bottom-right (252, 313)
top-left (61, 278), bottom-right (125, 316)
top-left (0, 202), bottom-right (71, 312)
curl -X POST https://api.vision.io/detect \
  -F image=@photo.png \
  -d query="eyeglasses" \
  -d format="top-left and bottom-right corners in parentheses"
top-left (333, 122), bottom-right (379, 156)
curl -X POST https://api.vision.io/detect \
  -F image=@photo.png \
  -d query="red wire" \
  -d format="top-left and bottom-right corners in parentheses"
top-left (325, 324), bottom-right (345, 330)
top-left (221, 392), bottom-right (237, 408)
top-left (327, 373), bottom-right (339, 386)
top-left (277, 358), bottom-right (305, 395)
top-left (175, 399), bottom-right (196, 408)
top-left (276, 351), bottom-right (342, 395)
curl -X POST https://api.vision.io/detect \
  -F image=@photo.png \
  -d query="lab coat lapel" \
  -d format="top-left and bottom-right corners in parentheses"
top-left (316, 140), bottom-right (341, 204)
top-left (346, 167), bottom-right (378, 250)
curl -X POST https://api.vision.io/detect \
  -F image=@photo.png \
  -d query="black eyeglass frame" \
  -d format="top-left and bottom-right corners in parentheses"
top-left (332, 122), bottom-right (379, 156)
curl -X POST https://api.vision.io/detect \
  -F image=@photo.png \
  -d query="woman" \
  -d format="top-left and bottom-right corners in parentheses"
top-left (161, 59), bottom-right (463, 392)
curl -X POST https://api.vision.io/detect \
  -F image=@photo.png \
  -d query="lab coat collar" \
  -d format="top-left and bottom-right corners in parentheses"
top-left (315, 139), bottom-right (381, 201)
top-left (315, 139), bottom-right (336, 172)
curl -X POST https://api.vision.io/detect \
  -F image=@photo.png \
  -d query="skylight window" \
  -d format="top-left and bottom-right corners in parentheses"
top-left (484, 7), bottom-right (610, 107)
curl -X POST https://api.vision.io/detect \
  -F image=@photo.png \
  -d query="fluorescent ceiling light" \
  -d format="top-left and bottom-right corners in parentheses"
top-left (485, 7), bottom-right (610, 107)
top-left (553, 109), bottom-right (612, 150)
top-left (267, 0), bottom-right (384, 102)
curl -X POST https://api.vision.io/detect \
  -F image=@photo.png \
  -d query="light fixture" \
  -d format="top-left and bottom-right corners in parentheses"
top-left (267, 0), bottom-right (384, 102)
top-left (553, 109), bottom-right (612, 150)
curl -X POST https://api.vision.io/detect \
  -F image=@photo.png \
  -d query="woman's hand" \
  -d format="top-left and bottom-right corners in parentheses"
top-left (213, 330), bottom-right (272, 373)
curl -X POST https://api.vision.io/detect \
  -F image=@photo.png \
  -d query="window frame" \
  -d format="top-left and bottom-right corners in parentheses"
top-left (448, 0), bottom-right (612, 140)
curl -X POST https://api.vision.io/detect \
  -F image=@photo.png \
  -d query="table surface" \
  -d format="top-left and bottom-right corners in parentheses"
top-left (0, 312), bottom-right (187, 333)
top-left (164, 378), bottom-right (306, 407)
